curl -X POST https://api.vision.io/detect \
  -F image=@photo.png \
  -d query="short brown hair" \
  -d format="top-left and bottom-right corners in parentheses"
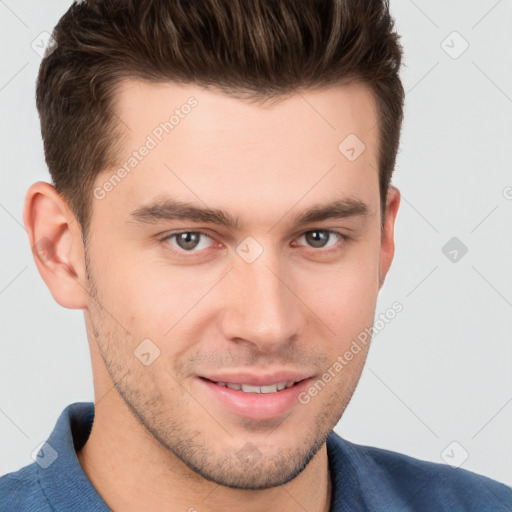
top-left (36, 0), bottom-right (404, 233)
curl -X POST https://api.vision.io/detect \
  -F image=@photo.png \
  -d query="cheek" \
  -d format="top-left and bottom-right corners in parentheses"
top-left (294, 244), bottom-right (380, 333)
top-left (94, 251), bottom-right (219, 341)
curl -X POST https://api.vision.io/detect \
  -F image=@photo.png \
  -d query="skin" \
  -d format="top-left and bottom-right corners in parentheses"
top-left (24, 81), bottom-right (400, 512)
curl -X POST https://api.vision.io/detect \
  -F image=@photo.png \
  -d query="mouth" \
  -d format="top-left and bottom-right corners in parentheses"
top-left (196, 373), bottom-right (313, 421)
top-left (201, 378), bottom-right (304, 394)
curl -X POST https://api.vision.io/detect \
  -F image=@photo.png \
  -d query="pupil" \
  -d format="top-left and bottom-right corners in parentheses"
top-left (177, 232), bottom-right (200, 250)
top-left (306, 230), bottom-right (328, 248)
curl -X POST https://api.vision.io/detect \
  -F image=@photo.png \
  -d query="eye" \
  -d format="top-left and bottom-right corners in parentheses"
top-left (296, 230), bottom-right (344, 250)
top-left (164, 231), bottom-right (215, 252)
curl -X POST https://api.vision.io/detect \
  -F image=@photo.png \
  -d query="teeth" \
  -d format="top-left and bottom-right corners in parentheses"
top-left (241, 384), bottom-right (261, 393)
top-left (215, 381), bottom-right (296, 393)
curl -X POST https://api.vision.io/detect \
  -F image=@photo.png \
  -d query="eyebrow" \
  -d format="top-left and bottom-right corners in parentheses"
top-left (130, 198), bottom-right (241, 229)
top-left (291, 198), bottom-right (368, 225)
top-left (129, 196), bottom-right (368, 229)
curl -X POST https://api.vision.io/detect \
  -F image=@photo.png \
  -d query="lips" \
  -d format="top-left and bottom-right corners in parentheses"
top-left (196, 371), bottom-right (313, 420)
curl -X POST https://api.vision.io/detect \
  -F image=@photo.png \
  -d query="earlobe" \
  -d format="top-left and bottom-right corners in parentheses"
top-left (378, 186), bottom-right (400, 289)
top-left (24, 182), bottom-right (88, 309)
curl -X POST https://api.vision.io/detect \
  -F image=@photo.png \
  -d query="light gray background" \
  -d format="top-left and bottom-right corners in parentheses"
top-left (1, 0), bottom-right (511, 487)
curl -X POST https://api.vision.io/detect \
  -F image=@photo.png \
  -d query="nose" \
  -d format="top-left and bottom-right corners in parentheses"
top-left (218, 254), bottom-right (305, 352)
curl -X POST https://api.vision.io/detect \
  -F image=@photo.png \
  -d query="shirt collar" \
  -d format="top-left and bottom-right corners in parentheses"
top-left (36, 402), bottom-right (110, 511)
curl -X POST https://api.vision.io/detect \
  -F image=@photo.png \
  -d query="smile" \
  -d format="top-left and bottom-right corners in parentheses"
top-left (207, 380), bottom-right (301, 394)
top-left (198, 375), bottom-right (312, 420)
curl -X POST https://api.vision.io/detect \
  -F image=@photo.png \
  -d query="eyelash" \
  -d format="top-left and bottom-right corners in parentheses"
top-left (159, 229), bottom-right (349, 258)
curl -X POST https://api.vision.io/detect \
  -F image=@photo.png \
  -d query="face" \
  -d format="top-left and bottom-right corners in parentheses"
top-left (84, 80), bottom-right (396, 489)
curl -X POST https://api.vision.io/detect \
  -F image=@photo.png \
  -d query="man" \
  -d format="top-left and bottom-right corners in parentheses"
top-left (1, 0), bottom-right (510, 510)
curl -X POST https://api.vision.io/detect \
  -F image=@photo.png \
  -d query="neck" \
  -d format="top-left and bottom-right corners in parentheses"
top-left (76, 390), bottom-right (332, 512)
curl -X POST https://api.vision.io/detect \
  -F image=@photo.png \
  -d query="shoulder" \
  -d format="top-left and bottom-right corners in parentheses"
top-left (327, 432), bottom-right (512, 512)
top-left (0, 462), bottom-right (52, 512)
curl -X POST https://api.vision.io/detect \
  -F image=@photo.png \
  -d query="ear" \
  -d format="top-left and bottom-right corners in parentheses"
top-left (24, 182), bottom-right (88, 309)
top-left (378, 186), bottom-right (400, 289)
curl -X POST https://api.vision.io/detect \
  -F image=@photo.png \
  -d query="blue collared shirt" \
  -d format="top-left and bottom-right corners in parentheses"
top-left (1, 402), bottom-right (511, 511)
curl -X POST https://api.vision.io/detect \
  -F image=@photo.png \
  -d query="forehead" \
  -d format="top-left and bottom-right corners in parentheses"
top-left (95, 80), bottom-right (380, 226)
top-left (114, 79), bottom-right (378, 148)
